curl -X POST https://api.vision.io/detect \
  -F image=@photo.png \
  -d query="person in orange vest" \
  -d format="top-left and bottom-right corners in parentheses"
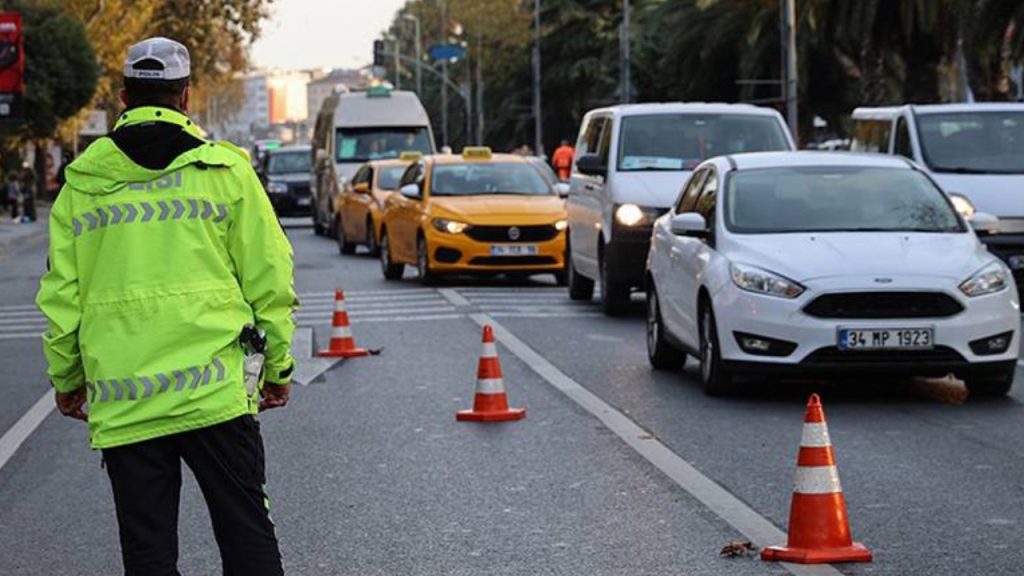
top-left (551, 139), bottom-right (575, 181)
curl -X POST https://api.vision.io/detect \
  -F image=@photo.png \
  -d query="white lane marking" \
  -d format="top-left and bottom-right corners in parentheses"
top-left (294, 306), bottom-right (457, 320)
top-left (296, 300), bottom-right (450, 313)
top-left (0, 323), bottom-right (49, 332)
top-left (466, 312), bottom-right (843, 576)
top-left (0, 304), bottom-right (41, 312)
top-left (0, 391), bottom-right (54, 475)
top-left (297, 313), bottom-right (463, 326)
top-left (0, 332), bottom-right (41, 340)
top-left (300, 293), bottom-right (443, 304)
top-left (488, 312), bottom-right (604, 319)
top-left (298, 288), bottom-right (436, 299)
top-left (0, 310), bottom-right (47, 319)
top-left (467, 297), bottom-right (579, 304)
top-left (437, 288), bottom-right (472, 307)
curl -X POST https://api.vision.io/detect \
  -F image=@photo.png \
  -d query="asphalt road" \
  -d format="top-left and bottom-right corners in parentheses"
top-left (2, 217), bottom-right (1024, 575)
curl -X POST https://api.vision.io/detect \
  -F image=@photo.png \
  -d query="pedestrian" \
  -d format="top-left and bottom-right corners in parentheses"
top-left (20, 165), bottom-right (36, 222)
top-left (551, 139), bottom-right (575, 181)
top-left (6, 170), bottom-right (19, 221)
top-left (36, 37), bottom-right (296, 576)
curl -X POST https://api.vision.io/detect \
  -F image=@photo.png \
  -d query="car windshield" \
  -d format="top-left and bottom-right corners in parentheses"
top-left (917, 112), bottom-right (1024, 174)
top-left (430, 162), bottom-right (553, 196)
top-left (335, 127), bottom-right (432, 162)
top-left (266, 152), bottom-right (310, 175)
top-left (618, 114), bottom-right (790, 171)
top-left (377, 166), bottom-right (408, 191)
top-left (725, 166), bottom-right (964, 234)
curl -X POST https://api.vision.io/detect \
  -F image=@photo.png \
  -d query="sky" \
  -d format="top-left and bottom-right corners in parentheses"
top-left (251, 0), bottom-right (408, 71)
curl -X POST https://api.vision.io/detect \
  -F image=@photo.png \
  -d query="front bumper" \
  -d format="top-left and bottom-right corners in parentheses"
top-left (426, 229), bottom-right (566, 273)
top-left (268, 189), bottom-right (312, 216)
top-left (713, 279), bottom-right (1019, 377)
top-left (605, 227), bottom-right (654, 287)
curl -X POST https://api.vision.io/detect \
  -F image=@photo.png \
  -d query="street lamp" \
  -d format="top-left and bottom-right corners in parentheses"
top-left (402, 13), bottom-right (422, 96)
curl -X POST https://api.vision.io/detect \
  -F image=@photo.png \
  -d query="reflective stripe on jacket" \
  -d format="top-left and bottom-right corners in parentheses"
top-left (37, 106), bottom-right (297, 449)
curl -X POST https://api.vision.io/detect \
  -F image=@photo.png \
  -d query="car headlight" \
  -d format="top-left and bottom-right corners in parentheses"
top-left (959, 261), bottom-right (1008, 297)
top-left (949, 193), bottom-right (975, 218)
top-left (267, 181), bottom-right (289, 194)
top-left (615, 203), bottom-right (661, 227)
top-left (730, 263), bottom-right (805, 299)
top-left (431, 218), bottom-right (469, 234)
top-left (554, 219), bottom-right (568, 231)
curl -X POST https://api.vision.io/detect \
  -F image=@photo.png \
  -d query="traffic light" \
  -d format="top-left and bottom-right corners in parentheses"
top-left (373, 40), bottom-right (384, 66)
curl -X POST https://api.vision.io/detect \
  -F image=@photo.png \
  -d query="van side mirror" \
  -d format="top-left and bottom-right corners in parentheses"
top-left (554, 182), bottom-right (570, 198)
top-left (670, 213), bottom-right (708, 237)
top-left (576, 154), bottom-right (606, 178)
top-left (399, 183), bottom-right (421, 199)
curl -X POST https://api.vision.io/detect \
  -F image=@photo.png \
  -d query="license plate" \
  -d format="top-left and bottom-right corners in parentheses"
top-left (490, 244), bottom-right (538, 256)
top-left (296, 197), bottom-right (311, 206)
top-left (838, 328), bottom-right (934, 350)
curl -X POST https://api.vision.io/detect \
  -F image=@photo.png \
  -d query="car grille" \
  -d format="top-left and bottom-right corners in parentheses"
top-left (803, 292), bottom-right (963, 319)
top-left (468, 256), bottom-right (557, 266)
top-left (802, 346), bottom-right (966, 366)
top-left (465, 225), bottom-right (558, 243)
top-left (290, 183), bottom-right (311, 197)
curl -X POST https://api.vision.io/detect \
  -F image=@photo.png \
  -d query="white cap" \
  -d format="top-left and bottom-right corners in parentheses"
top-left (123, 37), bottom-right (190, 81)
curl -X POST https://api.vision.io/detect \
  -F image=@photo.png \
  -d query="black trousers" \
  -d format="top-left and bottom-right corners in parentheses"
top-left (103, 416), bottom-right (283, 576)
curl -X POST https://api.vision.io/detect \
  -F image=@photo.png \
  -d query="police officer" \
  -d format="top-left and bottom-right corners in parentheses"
top-left (36, 37), bottom-right (295, 576)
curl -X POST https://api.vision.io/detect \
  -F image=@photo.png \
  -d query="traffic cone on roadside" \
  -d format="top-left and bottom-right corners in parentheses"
top-left (761, 394), bottom-right (872, 564)
top-left (318, 290), bottom-right (370, 358)
top-left (456, 325), bottom-right (526, 422)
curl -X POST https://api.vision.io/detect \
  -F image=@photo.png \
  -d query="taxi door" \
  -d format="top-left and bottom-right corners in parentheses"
top-left (389, 160), bottom-right (428, 263)
top-left (338, 165), bottom-right (368, 240)
top-left (349, 166), bottom-right (376, 242)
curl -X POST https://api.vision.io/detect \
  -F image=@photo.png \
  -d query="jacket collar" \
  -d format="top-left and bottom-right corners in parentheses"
top-left (113, 106), bottom-right (205, 140)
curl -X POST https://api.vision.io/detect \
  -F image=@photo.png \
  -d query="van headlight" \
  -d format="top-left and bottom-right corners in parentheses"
top-left (960, 262), bottom-right (1008, 297)
top-left (431, 218), bottom-right (469, 234)
top-left (615, 203), bottom-right (660, 227)
top-left (730, 263), bottom-right (805, 299)
top-left (949, 193), bottom-right (975, 218)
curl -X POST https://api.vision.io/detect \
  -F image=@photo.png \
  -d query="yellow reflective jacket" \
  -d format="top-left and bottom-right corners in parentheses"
top-left (37, 107), bottom-right (296, 449)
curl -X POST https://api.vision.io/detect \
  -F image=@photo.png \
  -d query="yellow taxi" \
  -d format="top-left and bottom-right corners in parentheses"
top-left (378, 148), bottom-right (568, 284)
top-left (334, 154), bottom-right (421, 256)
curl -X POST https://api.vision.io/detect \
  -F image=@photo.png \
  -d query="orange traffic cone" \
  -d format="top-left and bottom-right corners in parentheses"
top-left (456, 325), bottom-right (526, 422)
top-left (318, 290), bottom-right (370, 358)
top-left (762, 394), bottom-right (872, 564)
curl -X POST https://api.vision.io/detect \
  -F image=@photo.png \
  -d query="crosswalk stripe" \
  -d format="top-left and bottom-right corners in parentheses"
top-left (0, 332), bottom-right (40, 340)
top-left (295, 305), bottom-right (457, 319)
top-left (297, 288), bottom-right (435, 299)
top-left (0, 304), bottom-right (41, 313)
top-left (297, 300), bottom-right (449, 313)
top-left (0, 310), bottom-right (46, 319)
top-left (298, 313), bottom-right (463, 325)
top-left (0, 323), bottom-right (48, 332)
top-left (488, 312), bottom-right (604, 319)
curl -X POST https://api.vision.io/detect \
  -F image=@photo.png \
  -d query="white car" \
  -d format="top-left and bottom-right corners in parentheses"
top-left (645, 152), bottom-right (1019, 396)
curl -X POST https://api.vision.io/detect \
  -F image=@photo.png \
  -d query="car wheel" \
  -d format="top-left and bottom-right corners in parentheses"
top-left (965, 368), bottom-right (1015, 397)
top-left (699, 302), bottom-right (734, 396)
top-left (599, 247), bottom-right (631, 316)
top-left (336, 215), bottom-right (356, 255)
top-left (647, 286), bottom-right (686, 370)
top-left (567, 240), bottom-right (594, 301)
top-left (365, 218), bottom-right (380, 257)
top-left (416, 235), bottom-right (437, 285)
top-left (379, 230), bottom-right (404, 280)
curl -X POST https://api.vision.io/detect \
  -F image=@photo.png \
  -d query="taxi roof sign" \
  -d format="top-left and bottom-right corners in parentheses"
top-left (366, 85), bottom-right (392, 98)
top-left (399, 151), bottom-right (423, 161)
top-left (461, 146), bottom-right (492, 160)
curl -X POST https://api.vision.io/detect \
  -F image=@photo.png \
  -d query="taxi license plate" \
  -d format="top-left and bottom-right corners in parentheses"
top-left (490, 244), bottom-right (538, 256)
top-left (297, 197), bottom-right (311, 206)
top-left (838, 328), bottom-right (933, 351)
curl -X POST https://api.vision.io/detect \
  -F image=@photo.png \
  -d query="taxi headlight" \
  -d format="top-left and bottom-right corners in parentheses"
top-left (267, 181), bottom-right (289, 194)
top-left (960, 262), bottom-right (1008, 297)
top-left (730, 263), bottom-right (805, 299)
top-left (432, 218), bottom-right (469, 234)
top-left (554, 219), bottom-right (568, 231)
top-left (949, 193), bottom-right (975, 218)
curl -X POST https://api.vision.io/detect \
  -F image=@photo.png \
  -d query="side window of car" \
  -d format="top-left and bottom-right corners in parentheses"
top-left (695, 169), bottom-right (718, 225)
top-left (352, 167), bottom-right (368, 186)
top-left (577, 116), bottom-right (604, 159)
top-left (399, 162), bottom-right (421, 188)
top-left (893, 117), bottom-right (913, 158)
top-left (595, 117), bottom-right (612, 166)
top-left (676, 169), bottom-right (709, 213)
top-left (364, 167), bottom-right (375, 187)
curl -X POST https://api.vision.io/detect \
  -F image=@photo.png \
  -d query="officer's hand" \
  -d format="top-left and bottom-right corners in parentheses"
top-left (259, 382), bottom-right (291, 412)
top-left (55, 387), bottom-right (88, 421)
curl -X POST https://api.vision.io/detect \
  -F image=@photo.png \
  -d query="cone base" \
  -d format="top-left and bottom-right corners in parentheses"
top-left (456, 408), bottom-right (526, 422)
top-left (318, 347), bottom-right (370, 358)
top-left (761, 542), bottom-right (872, 564)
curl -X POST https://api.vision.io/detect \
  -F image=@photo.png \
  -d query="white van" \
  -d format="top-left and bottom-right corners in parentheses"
top-left (311, 86), bottom-right (436, 236)
top-left (565, 103), bottom-right (795, 314)
top-left (851, 103), bottom-right (1024, 280)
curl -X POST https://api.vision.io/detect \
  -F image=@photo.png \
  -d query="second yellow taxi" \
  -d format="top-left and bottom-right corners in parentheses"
top-left (378, 148), bottom-right (568, 284)
top-left (334, 154), bottom-right (421, 255)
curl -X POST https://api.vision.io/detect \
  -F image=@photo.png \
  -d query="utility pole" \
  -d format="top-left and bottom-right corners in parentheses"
top-left (393, 36), bottom-right (401, 90)
top-left (621, 0), bottom-right (631, 103)
top-left (440, 0), bottom-right (449, 147)
top-left (532, 0), bottom-right (543, 157)
top-left (781, 0), bottom-right (798, 139)
top-left (465, 47), bottom-right (472, 148)
top-left (476, 32), bottom-right (484, 145)
top-left (403, 13), bottom-right (422, 96)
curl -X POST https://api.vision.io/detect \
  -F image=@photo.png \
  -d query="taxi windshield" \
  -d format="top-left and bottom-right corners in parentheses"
top-left (618, 114), bottom-right (790, 171)
top-left (377, 166), bottom-right (408, 191)
top-left (430, 162), bottom-right (553, 196)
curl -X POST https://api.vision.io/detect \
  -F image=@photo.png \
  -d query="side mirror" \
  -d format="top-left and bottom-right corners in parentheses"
top-left (576, 154), bottom-right (607, 178)
top-left (669, 213), bottom-right (708, 237)
top-left (554, 182), bottom-right (570, 198)
top-left (354, 182), bottom-right (370, 194)
top-left (399, 183), bottom-right (421, 199)
top-left (968, 212), bottom-right (999, 235)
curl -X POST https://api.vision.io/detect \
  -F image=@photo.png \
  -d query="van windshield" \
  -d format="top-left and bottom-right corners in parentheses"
top-left (617, 114), bottom-right (791, 171)
top-left (335, 127), bottom-right (432, 162)
top-left (917, 112), bottom-right (1024, 174)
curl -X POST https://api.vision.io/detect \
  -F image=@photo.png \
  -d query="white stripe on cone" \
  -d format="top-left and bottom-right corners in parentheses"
top-left (481, 342), bottom-right (497, 358)
top-left (332, 326), bottom-right (352, 338)
top-left (476, 378), bottom-right (505, 394)
top-left (800, 423), bottom-right (832, 448)
top-left (334, 300), bottom-right (347, 312)
top-left (793, 465), bottom-right (842, 494)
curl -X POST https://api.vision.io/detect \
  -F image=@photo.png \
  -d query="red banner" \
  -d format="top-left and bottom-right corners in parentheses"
top-left (0, 13), bottom-right (23, 95)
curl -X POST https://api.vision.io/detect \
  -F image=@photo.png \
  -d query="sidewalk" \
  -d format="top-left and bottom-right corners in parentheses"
top-left (0, 203), bottom-right (49, 256)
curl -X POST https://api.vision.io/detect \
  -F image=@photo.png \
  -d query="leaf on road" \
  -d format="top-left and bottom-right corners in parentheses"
top-left (719, 540), bottom-right (757, 558)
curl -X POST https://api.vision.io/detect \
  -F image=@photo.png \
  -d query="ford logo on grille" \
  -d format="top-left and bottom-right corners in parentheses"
top-left (874, 277), bottom-right (893, 284)
top-left (508, 226), bottom-right (521, 241)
